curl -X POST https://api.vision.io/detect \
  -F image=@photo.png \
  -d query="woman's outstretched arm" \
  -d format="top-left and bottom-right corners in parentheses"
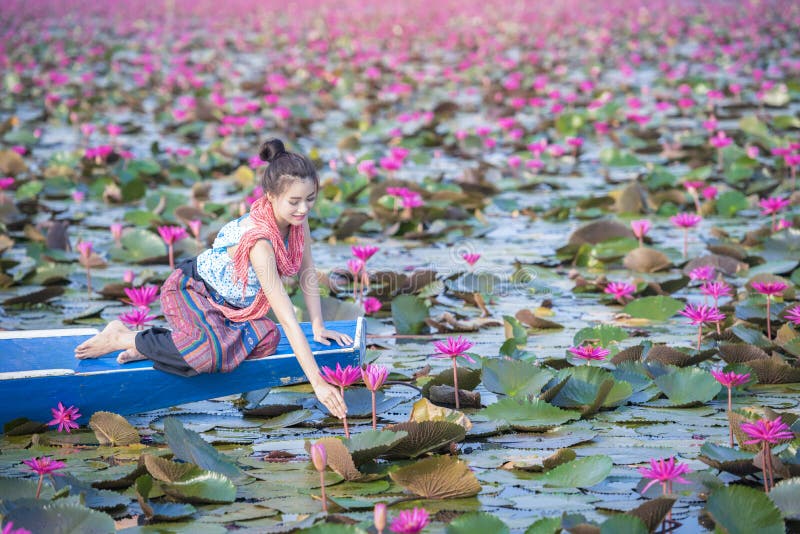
top-left (249, 239), bottom-right (347, 419)
top-left (298, 221), bottom-right (353, 347)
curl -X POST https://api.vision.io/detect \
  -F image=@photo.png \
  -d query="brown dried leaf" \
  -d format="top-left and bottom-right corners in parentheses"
top-left (515, 309), bottom-right (564, 330)
top-left (143, 454), bottom-right (194, 483)
top-left (610, 345), bottom-right (644, 365)
top-left (304, 438), bottom-right (362, 481)
top-left (718, 343), bottom-right (769, 364)
top-left (684, 254), bottom-right (748, 277)
top-left (389, 455), bottom-right (481, 499)
top-left (629, 496), bottom-right (678, 531)
top-left (384, 421), bottom-right (466, 459)
top-left (89, 411), bottom-right (140, 446)
top-left (568, 220), bottom-right (634, 246)
top-left (623, 247), bottom-right (671, 273)
top-left (747, 355), bottom-right (800, 384)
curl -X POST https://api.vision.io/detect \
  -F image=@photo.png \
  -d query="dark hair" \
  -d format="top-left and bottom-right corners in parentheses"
top-left (258, 138), bottom-right (318, 196)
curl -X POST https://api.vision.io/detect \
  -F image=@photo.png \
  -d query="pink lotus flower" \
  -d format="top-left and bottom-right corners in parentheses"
top-left (0, 177), bottom-right (14, 190)
top-left (357, 159), bottom-right (377, 178)
top-left (352, 245), bottom-right (379, 263)
top-left (741, 417), bottom-right (795, 492)
top-left (23, 456), bottom-right (66, 498)
top-left (638, 457), bottom-right (691, 494)
top-left (433, 336), bottom-right (475, 409)
top-left (188, 220), bottom-right (202, 239)
top-left (123, 270), bottom-right (136, 284)
top-left (157, 225), bottom-right (187, 269)
top-left (320, 363), bottom-right (360, 437)
top-left (712, 368), bottom-right (750, 447)
top-left (759, 196), bottom-right (791, 231)
top-left (604, 282), bottom-right (636, 302)
top-left (110, 223), bottom-right (123, 245)
top-left (2, 522), bottom-right (31, 534)
top-left (76, 241), bottom-right (92, 260)
top-left (461, 253), bottom-right (480, 267)
top-left (752, 281), bottom-right (788, 340)
top-left (670, 213), bottom-right (702, 258)
top-left (568, 344), bottom-right (610, 362)
top-left (785, 306), bottom-right (800, 326)
top-left (362, 364), bottom-right (389, 429)
top-left (48, 402), bottom-right (81, 433)
top-left (689, 266), bottom-right (715, 282)
top-left (119, 308), bottom-right (156, 330)
top-left (683, 180), bottom-right (705, 191)
top-left (106, 124), bottom-right (122, 136)
top-left (363, 297), bottom-right (381, 315)
top-left (390, 507), bottom-right (429, 534)
top-left (630, 219), bottom-right (650, 247)
top-left (374, 503), bottom-right (387, 534)
top-left (123, 285), bottom-right (159, 309)
top-left (701, 186), bottom-right (718, 201)
top-left (309, 442), bottom-right (328, 511)
top-left (700, 281), bottom-right (732, 306)
top-left (679, 304), bottom-right (725, 349)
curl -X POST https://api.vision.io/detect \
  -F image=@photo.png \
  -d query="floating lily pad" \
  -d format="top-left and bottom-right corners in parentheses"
top-left (163, 417), bottom-right (243, 481)
top-left (539, 455), bottom-right (613, 488)
top-left (769, 477), bottom-right (800, 520)
top-left (705, 485), bottom-right (785, 534)
top-left (389, 455), bottom-right (481, 499)
top-left (2, 501), bottom-right (116, 534)
top-left (698, 442), bottom-right (758, 476)
top-left (653, 367), bottom-right (721, 407)
top-left (478, 398), bottom-right (580, 431)
top-left (623, 296), bottom-right (684, 321)
top-left (446, 512), bottom-right (510, 534)
top-left (550, 367), bottom-right (632, 415)
top-left (343, 429), bottom-right (408, 465)
top-left (109, 228), bottom-right (167, 263)
top-left (481, 358), bottom-right (554, 398)
top-left (384, 421), bottom-right (466, 458)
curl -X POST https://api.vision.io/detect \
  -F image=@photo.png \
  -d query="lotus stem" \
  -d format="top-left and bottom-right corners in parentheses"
top-left (766, 296), bottom-right (772, 341)
top-left (762, 444), bottom-right (770, 493)
top-left (771, 213), bottom-right (777, 233)
top-left (353, 272), bottom-right (360, 303)
top-left (86, 266), bottom-right (92, 297)
top-left (452, 358), bottom-right (460, 410)
top-left (766, 444), bottom-right (774, 492)
top-left (35, 475), bottom-right (43, 499)
top-left (340, 385), bottom-right (350, 438)
top-left (168, 244), bottom-right (175, 270)
top-left (726, 387), bottom-right (734, 448)
top-left (717, 148), bottom-right (723, 172)
top-left (696, 325), bottom-right (702, 351)
top-left (319, 471), bottom-right (328, 512)
top-left (683, 228), bottom-right (688, 259)
top-left (371, 390), bottom-right (377, 430)
top-left (638, 236), bottom-right (643, 248)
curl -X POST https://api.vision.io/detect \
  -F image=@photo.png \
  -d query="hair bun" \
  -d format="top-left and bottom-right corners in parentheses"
top-left (259, 138), bottom-right (286, 162)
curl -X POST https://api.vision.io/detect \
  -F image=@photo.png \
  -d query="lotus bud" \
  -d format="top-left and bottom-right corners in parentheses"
top-left (310, 443), bottom-right (327, 472)
top-left (374, 502), bottom-right (387, 534)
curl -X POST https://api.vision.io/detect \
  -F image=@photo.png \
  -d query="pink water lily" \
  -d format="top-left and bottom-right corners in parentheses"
top-left (363, 296), bottom-right (382, 315)
top-left (604, 282), bottom-right (636, 303)
top-left (123, 285), bottom-right (159, 309)
top-left (711, 369), bottom-right (750, 447)
top-left (390, 507), bottom-right (429, 534)
top-left (362, 364), bottom-right (389, 429)
top-left (752, 281), bottom-right (788, 340)
top-left (461, 252), bottom-right (481, 267)
top-left (23, 456), bottom-right (66, 498)
top-left (670, 213), bottom-right (702, 258)
top-left (568, 344), bottom-right (610, 362)
top-left (1, 522), bottom-right (31, 534)
top-left (308, 442), bottom-right (328, 511)
top-left (76, 241), bottom-right (94, 295)
top-left (700, 281), bottom-right (732, 307)
top-left (118, 308), bottom-right (156, 330)
top-left (110, 222), bottom-right (123, 246)
top-left (785, 306), bottom-right (800, 326)
top-left (48, 402), bottom-right (81, 433)
top-left (433, 336), bottom-right (475, 409)
top-left (638, 457), bottom-right (691, 495)
top-left (374, 503), bottom-right (387, 534)
top-left (679, 303), bottom-right (725, 349)
top-left (759, 196), bottom-right (791, 231)
top-left (157, 225), bottom-right (188, 269)
top-left (740, 417), bottom-right (795, 492)
top-left (689, 266), bottom-right (714, 282)
top-left (630, 219), bottom-right (650, 247)
top-left (320, 363), bottom-right (360, 437)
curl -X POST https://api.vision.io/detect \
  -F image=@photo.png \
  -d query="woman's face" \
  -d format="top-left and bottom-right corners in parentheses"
top-left (268, 178), bottom-right (317, 231)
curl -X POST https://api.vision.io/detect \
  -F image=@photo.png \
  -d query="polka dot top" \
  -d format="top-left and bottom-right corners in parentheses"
top-left (196, 214), bottom-right (288, 309)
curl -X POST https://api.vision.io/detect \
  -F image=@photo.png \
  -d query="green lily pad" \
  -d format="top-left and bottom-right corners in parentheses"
top-left (478, 398), bottom-right (580, 432)
top-left (446, 511), bottom-right (510, 534)
top-left (623, 296), bottom-right (684, 321)
top-left (716, 190), bottom-right (749, 217)
top-left (539, 455), bottom-right (613, 488)
top-left (550, 367), bottom-right (633, 415)
top-left (343, 429), bottom-right (408, 465)
top-left (391, 295), bottom-right (429, 335)
top-left (259, 409), bottom-right (314, 430)
top-left (160, 466), bottom-right (236, 504)
top-left (163, 418), bottom-right (243, 481)
top-left (698, 442), bottom-right (757, 475)
top-left (573, 325), bottom-right (629, 347)
top-left (109, 228), bottom-right (166, 263)
top-left (600, 515), bottom-right (647, 534)
top-left (481, 358), bottom-right (554, 398)
top-left (705, 485), bottom-right (785, 534)
top-left (524, 516), bottom-right (562, 534)
top-left (769, 477), bottom-right (800, 520)
top-left (653, 367), bottom-right (721, 407)
top-left (3, 501), bottom-right (116, 534)
top-left (299, 525), bottom-right (368, 534)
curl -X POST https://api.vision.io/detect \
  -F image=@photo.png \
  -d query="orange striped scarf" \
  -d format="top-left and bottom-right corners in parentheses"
top-left (209, 196), bottom-right (304, 322)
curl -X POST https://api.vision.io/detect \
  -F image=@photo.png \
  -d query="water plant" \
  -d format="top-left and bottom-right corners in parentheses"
top-left (638, 457), bottom-right (691, 495)
top-left (320, 363), bottom-right (361, 437)
top-left (374, 503), bottom-right (387, 534)
top-left (48, 402), bottom-right (81, 433)
top-left (432, 336), bottom-right (475, 409)
top-left (751, 281), bottom-right (788, 340)
top-left (758, 196), bottom-right (791, 232)
top-left (567, 343), bottom-right (610, 363)
top-left (390, 507), bottom-right (429, 534)
top-left (76, 241), bottom-right (93, 295)
top-left (679, 303), bottom-right (725, 349)
top-left (309, 442), bottom-right (328, 512)
top-left (157, 225), bottom-right (188, 270)
top-left (669, 213), bottom-right (702, 259)
top-left (739, 417), bottom-right (794, 492)
top-left (630, 219), bottom-right (650, 247)
top-left (23, 457), bottom-right (66, 499)
top-left (603, 281), bottom-right (635, 303)
top-left (710, 370), bottom-right (750, 447)
top-left (362, 364), bottom-right (389, 429)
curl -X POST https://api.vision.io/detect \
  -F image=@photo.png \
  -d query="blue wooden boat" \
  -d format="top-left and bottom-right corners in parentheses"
top-left (0, 318), bottom-right (365, 427)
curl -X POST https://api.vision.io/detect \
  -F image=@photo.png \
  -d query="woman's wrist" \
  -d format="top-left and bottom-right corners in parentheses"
top-left (311, 319), bottom-right (325, 331)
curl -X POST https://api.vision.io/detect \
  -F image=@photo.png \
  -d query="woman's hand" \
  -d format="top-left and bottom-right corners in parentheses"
top-left (311, 380), bottom-right (347, 419)
top-left (313, 326), bottom-right (354, 347)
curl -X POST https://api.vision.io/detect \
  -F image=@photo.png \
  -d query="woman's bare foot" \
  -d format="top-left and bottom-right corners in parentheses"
top-left (74, 320), bottom-right (137, 359)
top-left (117, 347), bottom-right (147, 364)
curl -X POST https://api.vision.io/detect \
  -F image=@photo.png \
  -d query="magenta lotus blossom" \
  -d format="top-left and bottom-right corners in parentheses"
top-left (118, 308), bottom-right (156, 330)
top-left (48, 402), bottom-right (81, 433)
top-left (752, 281), bottom-right (788, 340)
top-left (76, 241), bottom-right (94, 295)
top-left (759, 196), bottom-right (791, 231)
top-left (0, 177), bottom-right (14, 202)
top-left (390, 507), bottom-right (429, 534)
top-left (23, 456), bottom-right (66, 498)
top-left (352, 246), bottom-right (378, 263)
top-left (630, 219), bottom-right (650, 247)
top-left (740, 417), bottom-right (795, 492)
top-left (709, 131), bottom-right (732, 169)
top-left (700, 281), bottom-right (732, 307)
top-left (638, 457), bottom-right (691, 495)
top-left (1, 522), bottom-right (31, 534)
top-left (123, 285), bottom-right (159, 309)
top-left (689, 266), bottom-right (715, 282)
top-left (462, 253), bottom-right (480, 267)
top-left (110, 222), bottom-right (123, 246)
top-left (670, 213), bottom-right (702, 258)
top-left (711, 369), bottom-right (751, 447)
top-left (568, 344), bottom-right (610, 362)
top-left (362, 364), bottom-right (389, 429)
top-left (309, 442), bottom-right (328, 511)
top-left (363, 296), bottom-right (382, 315)
top-left (433, 336), bottom-right (475, 409)
top-left (348, 258), bottom-right (365, 302)
top-left (320, 363), bottom-right (360, 437)
top-left (374, 503), bottom-right (387, 534)
top-left (785, 306), bottom-right (800, 326)
top-left (679, 304), bottom-right (725, 349)
top-left (357, 159), bottom-right (377, 178)
top-left (157, 225), bottom-right (188, 269)
top-left (604, 282), bottom-right (636, 303)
